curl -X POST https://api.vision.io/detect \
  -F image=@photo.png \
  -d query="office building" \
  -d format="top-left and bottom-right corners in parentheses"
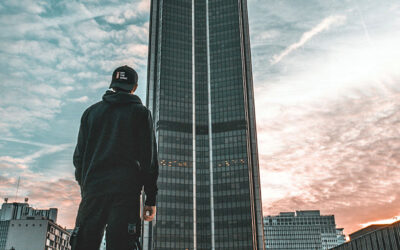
top-left (0, 199), bottom-right (70, 250)
top-left (264, 210), bottom-right (344, 250)
top-left (0, 221), bottom-right (10, 250)
top-left (336, 228), bottom-right (346, 246)
top-left (0, 198), bottom-right (57, 222)
top-left (144, 0), bottom-right (264, 249)
top-left (331, 220), bottom-right (400, 250)
top-left (5, 215), bottom-right (71, 250)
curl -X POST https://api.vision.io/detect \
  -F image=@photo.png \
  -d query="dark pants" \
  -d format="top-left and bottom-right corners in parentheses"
top-left (71, 192), bottom-right (141, 250)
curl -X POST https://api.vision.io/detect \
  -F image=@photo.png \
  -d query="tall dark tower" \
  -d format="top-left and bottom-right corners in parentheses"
top-left (144, 0), bottom-right (264, 249)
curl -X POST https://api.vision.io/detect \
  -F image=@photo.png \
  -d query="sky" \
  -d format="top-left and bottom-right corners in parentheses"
top-left (0, 0), bottom-right (399, 236)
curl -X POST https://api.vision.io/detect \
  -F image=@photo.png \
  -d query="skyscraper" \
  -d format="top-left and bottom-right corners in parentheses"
top-left (144, 1), bottom-right (264, 249)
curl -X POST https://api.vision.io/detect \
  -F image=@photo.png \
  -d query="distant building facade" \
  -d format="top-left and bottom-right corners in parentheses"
top-left (331, 220), bottom-right (400, 250)
top-left (0, 221), bottom-right (10, 249)
top-left (0, 199), bottom-right (58, 222)
top-left (336, 228), bottom-right (346, 246)
top-left (0, 199), bottom-right (70, 250)
top-left (5, 216), bottom-right (71, 250)
top-left (264, 210), bottom-right (344, 250)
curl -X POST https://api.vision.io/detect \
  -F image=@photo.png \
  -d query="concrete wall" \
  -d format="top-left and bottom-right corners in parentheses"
top-left (5, 219), bottom-right (47, 250)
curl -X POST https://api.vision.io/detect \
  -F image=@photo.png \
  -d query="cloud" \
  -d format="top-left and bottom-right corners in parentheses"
top-left (24, 178), bottom-right (81, 229)
top-left (68, 96), bottom-right (89, 103)
top-left (255, 34), bottom-right (400, 234)
top-left (104, 15), bottom-right (125, 25)
top-left (24, 143), bottom-right (72, 162)
top-left (270, 15), bottom-right (347, 65)
top-left (29, 85), bottom-right (75, 98)
top-left (0, 95), bottom-right (63, 136)
top-left (0, 142), bottom-right (72, 172)
top-left (252, 30), bottom-right (280, 45)
top-left (1, 0), bottom-right (399, 237)
top-left (90, 81), bottom-right (110, 90)
top-left (361, 215), bottom-right (400, 228)
top-left (0, 0), bottom-right (151, 137)
top-left (0, 0), bottom-right (48, 14)
top-left (0, 175), bottom-right (81, 229)
top-left (257, 90), bottom-right (400, 234)
top-left (248, 0), bottom-right (400, 235)
top-left (0, 137), bottom-right (55, 147)
top-left (0, 0), bottom-right (151, 231)
top-left (0, 140), bottom-right (76, 227)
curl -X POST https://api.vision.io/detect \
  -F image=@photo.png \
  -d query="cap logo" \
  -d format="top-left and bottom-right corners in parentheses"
top-left (117, 71), bottom-right (127, 80)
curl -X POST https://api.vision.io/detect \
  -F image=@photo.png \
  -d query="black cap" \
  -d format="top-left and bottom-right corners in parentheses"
top-left (109, 65), bottom-right (138, 91)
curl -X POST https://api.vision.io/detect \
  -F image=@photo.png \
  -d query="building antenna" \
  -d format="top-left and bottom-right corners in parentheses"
top-left (14, 176), bottom-right (20, 202)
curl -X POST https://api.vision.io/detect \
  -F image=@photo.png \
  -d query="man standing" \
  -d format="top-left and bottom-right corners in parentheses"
top-left (71, 65), bottom-right (159, 250)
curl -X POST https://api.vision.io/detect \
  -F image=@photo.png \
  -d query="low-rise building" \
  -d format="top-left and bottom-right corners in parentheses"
top-left (5, 216), bottom-right (71, 250)
top-left (0, 221), bottom-right (10, 249)
top-left (0, 198), bottom-right (57, 222)
top-left (336, 228), bottom-right (346, 246)
top-left (264, 210), bottom-right (345, 250)
top-left (0, 199), bottom-right (70, 250)
top-left (330, 220), bottom-right (400, 250)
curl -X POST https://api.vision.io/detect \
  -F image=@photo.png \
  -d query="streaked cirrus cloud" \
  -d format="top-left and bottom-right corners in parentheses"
top-left (271, 15), bottom-right (347, 65)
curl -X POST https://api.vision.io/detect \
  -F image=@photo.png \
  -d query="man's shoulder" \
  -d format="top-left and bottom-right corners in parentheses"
top-left (79, 101), bottom-right (103, 120)
top-left (82, 99), bottom-right (151, 119)
top-left (83, 100), bottom-right (103, 113)
top-left (127, 100), bottom-right (150, 116)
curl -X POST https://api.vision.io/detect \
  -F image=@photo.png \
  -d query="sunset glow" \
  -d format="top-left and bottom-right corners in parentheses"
top-left (361, 216), bottom-right (400, 228)
top-left (0, 0), bottom-right (399, 237)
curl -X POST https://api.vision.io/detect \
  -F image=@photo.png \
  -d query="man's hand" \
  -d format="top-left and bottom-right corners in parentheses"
top-left (143, 206), bottom-right (156, 221)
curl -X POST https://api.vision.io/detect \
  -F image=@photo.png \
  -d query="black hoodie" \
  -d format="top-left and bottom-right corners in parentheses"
top-left (73, 90), bottom-right (159, 206)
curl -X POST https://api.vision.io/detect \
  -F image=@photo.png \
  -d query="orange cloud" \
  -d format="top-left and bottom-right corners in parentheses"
top-left (256, 89), bottom-right (400, 235)
top-left (0, 176), bottom-right (80, 229)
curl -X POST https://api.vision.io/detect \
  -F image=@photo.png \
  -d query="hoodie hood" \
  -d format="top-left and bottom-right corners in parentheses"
top-left (102, 90), bottom-right (142, 104)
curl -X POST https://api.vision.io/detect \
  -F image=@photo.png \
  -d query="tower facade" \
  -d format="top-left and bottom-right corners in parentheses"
top-left (144, 0), bottom-right (264, 249)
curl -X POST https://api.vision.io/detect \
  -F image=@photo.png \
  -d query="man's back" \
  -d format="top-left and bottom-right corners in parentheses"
top-left (74, 90), bottom-right (155, 199)
top-left (71, 66), bottom-right (158, 250)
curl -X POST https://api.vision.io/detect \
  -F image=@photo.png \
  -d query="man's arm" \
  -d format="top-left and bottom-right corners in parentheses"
top-left (73, 111), bottom-right (88, 186)
top-left (141, 110), bottom-right (159, 206)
